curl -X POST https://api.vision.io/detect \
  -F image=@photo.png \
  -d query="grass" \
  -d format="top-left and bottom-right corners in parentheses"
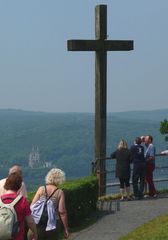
top-left (98, 193), bottom-right (121, 201)
top-left (119, 215), bottom-right (168, 240)
top-left (98, 189), bottom-right (168, 202)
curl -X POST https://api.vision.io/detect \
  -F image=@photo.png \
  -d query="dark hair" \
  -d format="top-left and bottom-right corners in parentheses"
top-left (4, 172), bottom-right (22, 191)
top-left (135, 137), bottom-right (142, 145)
top-left (148, 135), bottom-right (153, 142)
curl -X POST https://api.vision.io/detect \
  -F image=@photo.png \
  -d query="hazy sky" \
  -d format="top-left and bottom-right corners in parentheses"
top-left (0, 0), bottom-right (168, 113)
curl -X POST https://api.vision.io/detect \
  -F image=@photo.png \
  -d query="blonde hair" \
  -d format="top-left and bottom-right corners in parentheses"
top-left (45, 168), bottom-right (65, 186)
top-left (117, 139), bottom-right (128, 150)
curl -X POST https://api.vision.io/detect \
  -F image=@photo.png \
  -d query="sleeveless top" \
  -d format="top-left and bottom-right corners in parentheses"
top-left (40, 186), bottom-right (62, 213)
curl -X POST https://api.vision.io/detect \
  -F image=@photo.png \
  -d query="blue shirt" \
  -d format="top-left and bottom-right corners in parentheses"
top-left (145, 143), bottom-right (155, 164)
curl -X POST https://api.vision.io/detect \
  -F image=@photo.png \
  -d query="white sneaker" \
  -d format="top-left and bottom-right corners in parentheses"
top-left (144, 194), bottom-right (149, 198)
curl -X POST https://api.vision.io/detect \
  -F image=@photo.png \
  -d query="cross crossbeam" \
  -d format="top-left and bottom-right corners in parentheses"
top-left (68, 40), bottom-right (133, 51)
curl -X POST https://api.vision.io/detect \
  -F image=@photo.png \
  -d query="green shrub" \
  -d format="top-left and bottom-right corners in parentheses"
top-left (61, 175), bottom-right (98, 227)
top-left (160, 119), bottom-right (168, 135)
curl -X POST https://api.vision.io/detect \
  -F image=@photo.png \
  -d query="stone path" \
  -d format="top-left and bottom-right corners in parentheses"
top-left (69, 195), bottom-right (168, 240)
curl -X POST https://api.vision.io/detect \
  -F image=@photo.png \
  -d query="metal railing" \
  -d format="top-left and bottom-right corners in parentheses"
top-left (94, 154), bottom-right (168, 195)
top-left (107, 154), bottom-right (168, 194)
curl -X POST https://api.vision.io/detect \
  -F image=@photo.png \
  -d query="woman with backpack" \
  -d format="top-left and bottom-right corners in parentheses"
top-left (27, 168), bottom-right (69, 240)
top-left (0, 172), bottom-right (37, 240)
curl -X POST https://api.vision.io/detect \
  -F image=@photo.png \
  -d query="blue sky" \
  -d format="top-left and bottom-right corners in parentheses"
top-left (0, 0), bottom-right (168, 113)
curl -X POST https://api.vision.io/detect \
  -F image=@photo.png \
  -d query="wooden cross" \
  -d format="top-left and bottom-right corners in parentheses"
top-left (67, 5), bottom-right (133, 195)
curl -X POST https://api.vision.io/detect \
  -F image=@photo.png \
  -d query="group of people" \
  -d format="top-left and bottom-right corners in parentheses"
top-left (0, 136), bottom-right (159, 238)
top-left (111, 135), bottom-right (157, 200)
top-left (0, 165), bottom-right (69, 240)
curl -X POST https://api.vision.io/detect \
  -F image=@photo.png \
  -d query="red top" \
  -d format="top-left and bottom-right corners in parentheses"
top-left (1, 193), bottom-right (31, 240)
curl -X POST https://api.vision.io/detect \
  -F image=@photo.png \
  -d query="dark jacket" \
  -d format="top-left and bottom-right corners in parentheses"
top-left (111, 148), bottom-right (131, 178)
top-left (130, 144), bottom-right (145, 165)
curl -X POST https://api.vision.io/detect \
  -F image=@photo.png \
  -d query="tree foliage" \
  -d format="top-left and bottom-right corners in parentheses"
top-left (160, 119), bottom-right (168, 135)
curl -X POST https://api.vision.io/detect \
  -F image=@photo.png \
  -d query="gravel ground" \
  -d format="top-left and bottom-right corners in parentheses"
top-left (69, 195), bottom-right (168, 240)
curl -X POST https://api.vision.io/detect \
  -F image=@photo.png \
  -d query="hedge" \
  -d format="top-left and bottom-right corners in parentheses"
top-left (61, 175), bottom-right (98, 227)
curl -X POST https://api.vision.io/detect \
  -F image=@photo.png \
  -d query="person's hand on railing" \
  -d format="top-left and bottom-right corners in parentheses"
top-left (159, 150), bottom-right (168, 156)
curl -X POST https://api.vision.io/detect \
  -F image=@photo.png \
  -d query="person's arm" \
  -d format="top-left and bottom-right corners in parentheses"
top-left (147, 156), bottom-right (154, 161)
top-left (31, 186), bottom-right (43, 205)
top-left (146, 145), bottom-right (155, 161)
top-left (110, 151), bottom-right (116, 159)
top-left (25, 215), bottom-right (38, 240)
top-left (58, 191), bottom-right (69, 238)
top-left (60, 211), bottom-right (69, 238)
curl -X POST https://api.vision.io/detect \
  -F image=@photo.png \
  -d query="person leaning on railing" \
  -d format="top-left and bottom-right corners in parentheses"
top-left (130, 137), bottom-right (146, 200)
top-left (144, 135), bottom-right (157, 198)
top-left (110, 139), bottom-right (132, 201)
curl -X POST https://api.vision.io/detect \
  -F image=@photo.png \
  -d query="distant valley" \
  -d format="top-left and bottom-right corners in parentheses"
top-left (0, 109), bottom-right (167, 191)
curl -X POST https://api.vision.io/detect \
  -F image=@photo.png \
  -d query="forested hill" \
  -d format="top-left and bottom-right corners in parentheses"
top-left (110, 109), bottom-right (168, 122)
top-left (0, 110), bottom-right (94, 175)
top-left (0, 109), bottom-right (167, 191)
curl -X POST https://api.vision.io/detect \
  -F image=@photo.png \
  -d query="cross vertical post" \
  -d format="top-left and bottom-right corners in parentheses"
top-left (67, 5), bottom-right (133, 196)
top-left (95, 5), bottom-right (107, 196)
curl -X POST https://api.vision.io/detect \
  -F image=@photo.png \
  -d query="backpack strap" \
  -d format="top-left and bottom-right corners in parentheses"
top-left (44, 185), bottom-right (48, 198)
top-left (0, 194), bottom-right (22, 207)
top-left (45, 186), bottom-right (59, 202)
top-left (11, 194), bottom-right (23, 207)
top-left (6, 195), bottom-right (22, 207)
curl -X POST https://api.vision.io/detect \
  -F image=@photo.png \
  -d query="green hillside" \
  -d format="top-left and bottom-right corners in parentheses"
top-left (110, 109), bottom-right (168, 122)
top-left (0, 110), bottom-right (94, 172)
top-left (0, 109), bottom-right (167, 191)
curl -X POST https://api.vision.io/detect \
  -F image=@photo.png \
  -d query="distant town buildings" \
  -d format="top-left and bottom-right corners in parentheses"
top-left (43, 161), bottom-right (52, 168)
top-left (28, 146), bottom-right (40, 168)
top-left (28, 146), bottom-right (54, 168)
